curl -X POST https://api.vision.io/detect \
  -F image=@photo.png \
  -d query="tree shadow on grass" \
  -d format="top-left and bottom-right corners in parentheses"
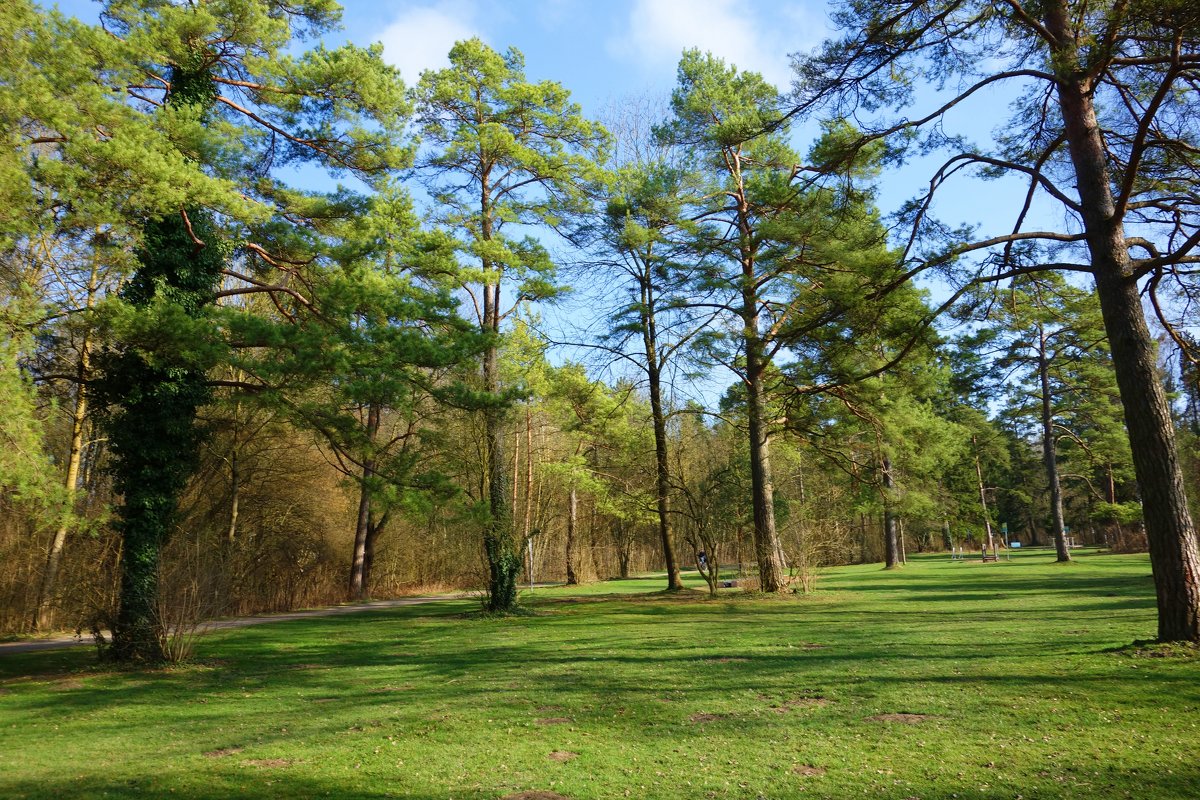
top-left (2, 584), bottom-right (1197, 800)
top-left (5, 604), bottom-right (1195, 728)
top-left (2, 755), bottom-right (1199, 800)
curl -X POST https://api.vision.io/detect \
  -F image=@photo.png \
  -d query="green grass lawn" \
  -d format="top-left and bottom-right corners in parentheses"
top-left (2, 549), bottom-right (1197, 799)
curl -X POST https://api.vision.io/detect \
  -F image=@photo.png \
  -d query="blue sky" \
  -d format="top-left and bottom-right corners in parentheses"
top-left (49, 0), bottom-right (830, 102)
top-left (345, 0), bottom-right (829, 108)
top-left (45, 1), bottom-right (1064, 397)
top-left (47, 0), bottom-right (1045, 242)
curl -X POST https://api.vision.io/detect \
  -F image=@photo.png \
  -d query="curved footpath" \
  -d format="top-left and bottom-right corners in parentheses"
top-left (0, 593), bottom-right (476, 656)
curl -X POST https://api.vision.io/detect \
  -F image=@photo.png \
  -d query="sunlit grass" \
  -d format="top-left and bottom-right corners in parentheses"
top-left (1, 549), bottom-right (1196, 799)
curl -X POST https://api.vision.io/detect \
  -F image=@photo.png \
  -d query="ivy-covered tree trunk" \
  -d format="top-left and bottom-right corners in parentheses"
top-left (99, 65), bottom-right (223, 662)
top-left (483, 283), bottom-right (521, 612)
top-left (103, 213), bottom-right (223, 662)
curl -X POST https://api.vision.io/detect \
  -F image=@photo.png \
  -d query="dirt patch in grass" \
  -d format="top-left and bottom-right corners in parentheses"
top-left (797, 642), bottom-right (826, 650)
top-left (0, 673), bottom-right (87, 690)
top-left (203, 747), bottom-right (243, 758)
top-left (1116, 640), bottom-right (1200, 659)
top-left (689, 712), bottom-right (727, 723)
top-left (501, 792), bottom-right (572, 800)
top-left (242, 758), bottom-right (291, 768)
top-left (535, 717), bottom-right (572, 726)
top-left (371, 685), bottom-right (414, 693)
top-left (705, 656), bottom-right (749, 663)
top-left (792, 765), bottom-right (827, 776)
top-left (772, 696), bottom-right (829, 712)
top-left (865, 713), bottom-right (930, 724)
top-left (547, 750), bottom-right (578, 762)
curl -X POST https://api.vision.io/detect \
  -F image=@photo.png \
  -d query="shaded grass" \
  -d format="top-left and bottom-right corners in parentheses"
top-left (1, 549), bottom-right (1197, 799)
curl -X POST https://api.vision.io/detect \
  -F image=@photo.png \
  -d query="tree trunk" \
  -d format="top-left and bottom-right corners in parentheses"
top-left (1038, 328), bottom-right (1071, 562)
top-left (349, 403), bottom-right (380, 601)
top-left (107, 215), bottom-right (220, 661)
top-left (882, 454), bottom-right (901, 569)
top-left (589, 506), bottom-right (605, 582)
top-left (565, 484), bottom-right (578, 585)
top-left (482, 282), bottom-right (520, 612)
top-left (226, 447), bottom-right (240, 545)
top-left (616, 520), bottom-right (631, 579)
top-left (858, 513), bottom-right (868, 563)
top-left (349, 466), bottom-right (372, 600)
top-left (972, 435), bottom-right (996, 558)
top-left (639, 269), bottom-right (683, 591)
top-left (745, 352), bottom-right (786, 591)
top-left (363, 510), bottom-right (388, 596)
top-left (646, 358), bottom-right (683, 590)
top-left (733, 154), bottom-right (786, 592)
top-left (1047, 0), bottom-right (1200, 640)
top-left (1094, 271), bottom-right (1200, 637)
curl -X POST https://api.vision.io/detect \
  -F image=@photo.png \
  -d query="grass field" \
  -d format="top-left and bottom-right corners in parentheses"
top-left (1, 549), bottom-right (1198, 799)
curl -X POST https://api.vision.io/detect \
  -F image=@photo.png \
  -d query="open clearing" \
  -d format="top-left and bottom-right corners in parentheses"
top-left (1, 549), bottom-right (1197, 799)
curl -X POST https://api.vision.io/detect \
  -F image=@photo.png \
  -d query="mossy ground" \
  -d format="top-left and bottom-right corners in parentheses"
top-left (1, 549), bottom-right (1197, 799)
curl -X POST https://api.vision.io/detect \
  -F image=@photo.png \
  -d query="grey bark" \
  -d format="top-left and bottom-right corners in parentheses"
top-left (565, 485), bottom-right (578, 585)
top-left (641, 279), bottom-right (683, 590)
top-left (349, 403), bottom-right (380, 601)
top-left (972, 435), bottom-right (996, 558)
top-left (882, 454), bottom-right (901, 569)
top-left (1038, 325), bottom-right (1071, 562)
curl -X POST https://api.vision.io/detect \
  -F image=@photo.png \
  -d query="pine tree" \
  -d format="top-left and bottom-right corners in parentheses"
top-left (414, 39), bottom-right (607, 612)
top-left (795, 0), bottom-right (1200, 641)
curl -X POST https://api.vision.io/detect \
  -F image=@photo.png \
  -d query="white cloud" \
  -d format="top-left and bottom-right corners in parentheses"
top-left (377, 2), bottom-right (484, 85)
top-left (608, 0), bottom-right (825, 90)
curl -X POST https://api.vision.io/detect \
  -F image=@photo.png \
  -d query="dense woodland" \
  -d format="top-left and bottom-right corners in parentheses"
top-left (2, 0), bottom-right (1199, 660)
